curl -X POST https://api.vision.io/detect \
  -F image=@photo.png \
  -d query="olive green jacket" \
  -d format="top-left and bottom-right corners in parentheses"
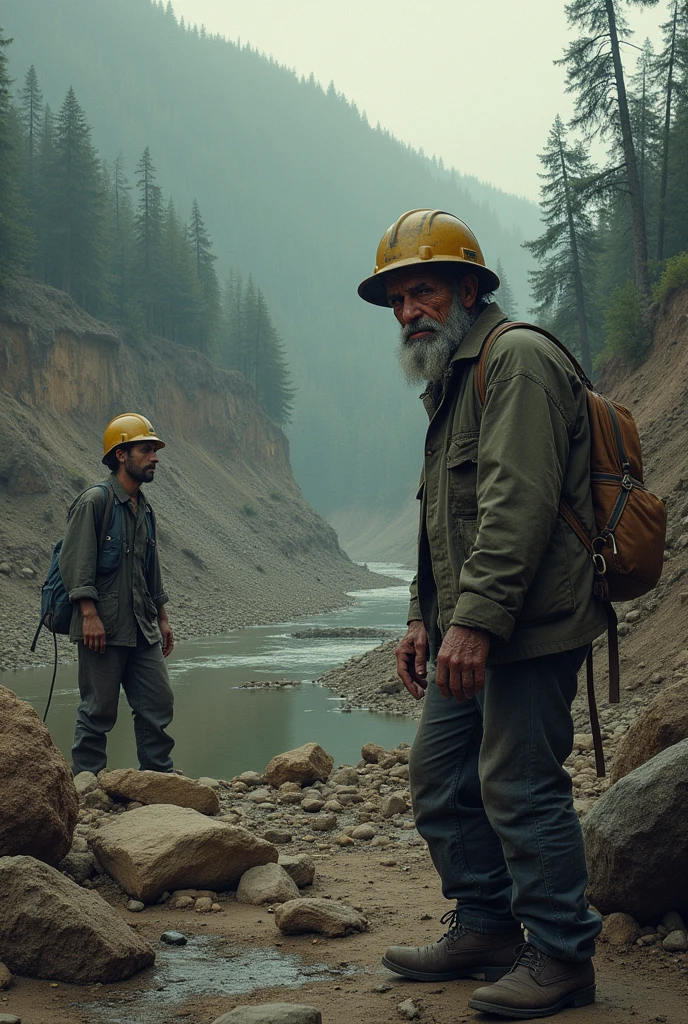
top-left (408, 302), bottom-right (607, 664)
top-left (59, 474), bottom-right (168, 646)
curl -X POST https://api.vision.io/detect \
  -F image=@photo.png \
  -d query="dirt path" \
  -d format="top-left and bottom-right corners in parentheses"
top-left (4, 845), bottom-right (686, 1024)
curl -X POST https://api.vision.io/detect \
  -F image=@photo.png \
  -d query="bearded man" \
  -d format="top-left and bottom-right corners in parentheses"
top-left (358, 210), bottom-right (607, 1019)
top-left (59, 413), bottom-right (175, 775)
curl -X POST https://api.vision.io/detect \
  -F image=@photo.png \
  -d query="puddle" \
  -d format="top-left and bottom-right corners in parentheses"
top-left (83, 935), bottom-right (357, 1023)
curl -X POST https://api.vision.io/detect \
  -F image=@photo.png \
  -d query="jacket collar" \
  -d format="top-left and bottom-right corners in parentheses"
top-left (449, 301), bottom-right (508, 364)
top-left (108, 472), bottom-right (145, 508)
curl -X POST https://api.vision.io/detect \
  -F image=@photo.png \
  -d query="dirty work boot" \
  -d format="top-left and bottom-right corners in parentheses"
top-left (468, 942), bottom-right (596, 1018)
top-left (382, 909), bottom-right (523, 982)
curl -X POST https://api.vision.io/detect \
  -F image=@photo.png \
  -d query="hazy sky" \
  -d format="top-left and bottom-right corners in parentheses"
top-left (171, 0), bottom-right (665, 202)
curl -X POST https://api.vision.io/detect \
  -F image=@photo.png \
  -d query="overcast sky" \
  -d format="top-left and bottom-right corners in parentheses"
top-left (171, 0), bottom-right (665, 202)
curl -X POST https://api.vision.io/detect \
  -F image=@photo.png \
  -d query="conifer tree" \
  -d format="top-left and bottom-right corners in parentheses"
top-left (0, 27), bottom-right (30, 285)
top-left (219, 269), bottom-right (246, 372)
top-left (19, 65), bottom-right (43, 183)
top-left (495, 260), bottom-right (519, 318)
top-left (135, 146), bottom-right (164, 332)
top-left (524, 115), bottom-right (597, 372)
top-left (655, 0), bottom-right (687, 260)
top-left (559, 0), bottom-right (660, 300)
top-left (188, 198), bottom-right (220, 353)
top-left (160, 196), bottom-right (201, 346)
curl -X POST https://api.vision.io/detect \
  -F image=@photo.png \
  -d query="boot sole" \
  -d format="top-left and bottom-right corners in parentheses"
top-left (468, 983), bottom-right (596, 1018)
top-left (381, 956), bottom-right (511, 983)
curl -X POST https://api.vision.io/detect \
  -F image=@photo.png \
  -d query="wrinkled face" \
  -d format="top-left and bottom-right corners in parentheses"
top-left (385, 269), bottom-right (456, 339)
top-left (118, 442), bottom-right (160, 483)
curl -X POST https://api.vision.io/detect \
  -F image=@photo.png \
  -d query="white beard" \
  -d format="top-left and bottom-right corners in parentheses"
top-left (396, 294), bottom-right (476, 386)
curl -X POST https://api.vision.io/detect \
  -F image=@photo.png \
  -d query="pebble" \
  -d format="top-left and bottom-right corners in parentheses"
top-left (372, 981), bottom-right (392, 992)
top-left (0, 1015), bottom-right (21, 1024)
top-left (127, 900), bottom-right (145, 913)
top-left (397, 999), bottom-right (421, 1020)
top-left (334, 834), bottom-right (355, 847)
top-left (160, 931), bottom-right (188, 946)
top-left (662, 929), bottom-right (688, 952)
top-left (351, 824), bottom-right (376, 841)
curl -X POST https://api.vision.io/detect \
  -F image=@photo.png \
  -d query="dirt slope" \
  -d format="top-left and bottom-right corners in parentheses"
top-left (0, 280), bottom-right (378, 672)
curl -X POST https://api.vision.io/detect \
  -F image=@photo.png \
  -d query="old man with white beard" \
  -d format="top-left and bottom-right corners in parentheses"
top-left (358, 210), bottom-right (607, 1020)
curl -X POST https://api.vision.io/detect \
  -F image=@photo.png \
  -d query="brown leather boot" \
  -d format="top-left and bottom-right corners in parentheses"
top-left (382, 909), bottom-right (523, 982)
top-left (468, 942), bottom-right (596, 1018)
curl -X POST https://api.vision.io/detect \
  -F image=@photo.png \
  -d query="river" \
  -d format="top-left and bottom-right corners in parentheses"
top-left (3, 563), bottom-right (416, 779)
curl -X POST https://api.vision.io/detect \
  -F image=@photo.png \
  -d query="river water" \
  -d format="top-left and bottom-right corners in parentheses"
top-left (3, 563), bottom-right (417, 779)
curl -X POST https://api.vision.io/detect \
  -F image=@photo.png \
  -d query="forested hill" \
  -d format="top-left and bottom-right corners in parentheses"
top-left (2, 0), bottom-right (540, 515)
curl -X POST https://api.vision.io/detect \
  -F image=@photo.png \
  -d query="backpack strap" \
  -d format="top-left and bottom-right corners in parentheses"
top-left (475, 319), bottom-right (616, 778)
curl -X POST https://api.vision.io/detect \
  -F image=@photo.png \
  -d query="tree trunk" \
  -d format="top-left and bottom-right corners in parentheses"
top-left (559, 137), bottom-right (592, 375)
top-left (606, 0), bottom-right (651, 299)
top-left (657, 1), bottom-right (678, 262)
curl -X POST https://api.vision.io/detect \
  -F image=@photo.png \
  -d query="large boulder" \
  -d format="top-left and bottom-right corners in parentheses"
top-left (264, 743), bottom-right (334, 788)
top-left (89, 804), bottom-right (277, 902)
top-left (0, 686), bottom-right (78, 865)
top-left (98, 768), bottom-right (220, 814)
top-left (0, 855), bottom-right (154, 982)
top-left (274, 898), bottom-right (368, 937)
top-left (584, 739), bottom-right (688, 921)
top-left (611, 678), bottom-right (688, 782)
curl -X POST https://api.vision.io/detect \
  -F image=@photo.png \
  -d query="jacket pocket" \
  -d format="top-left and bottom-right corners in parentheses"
top-left (96, 593), bottom-right (119, 636)
top-left (447, 432), bottom-right (479, 518)
top-left (97, 535), bottom-right (123, 574)
top-left (518, 520), bottom-right (576, 626)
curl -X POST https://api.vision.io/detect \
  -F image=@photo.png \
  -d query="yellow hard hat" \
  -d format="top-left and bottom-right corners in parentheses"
top-left (358, 208), bottom-right (500, 307)
top-left (102, 413), bottom-right (165, 464)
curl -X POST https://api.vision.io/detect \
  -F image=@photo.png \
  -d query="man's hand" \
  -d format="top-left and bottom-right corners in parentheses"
top-left (159, 611), bottom-right (174, 658)
top-left (396, 620), bottom-right (428, 699)
top-left (80, 600), bottom-right (106, 654)
top-left (437, 625), bottom-right (490, 703)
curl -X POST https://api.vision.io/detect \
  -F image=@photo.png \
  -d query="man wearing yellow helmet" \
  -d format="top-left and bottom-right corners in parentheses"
top-left (359, 211), bottom-right (606, 1018)
top-left (59, 413), bottom-right (176, 775)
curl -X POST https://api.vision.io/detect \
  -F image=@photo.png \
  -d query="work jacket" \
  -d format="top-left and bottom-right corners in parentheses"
top-left (59, 473), bottom-right (168, 646)
top-left (408, 302), bottom-right (607, 665)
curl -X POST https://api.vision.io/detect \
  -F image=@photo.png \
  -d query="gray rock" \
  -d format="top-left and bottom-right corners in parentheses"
top-left (278, 854), bottom-right (315, 888)
top-left (397, 1000), bottom-right (420, 1020)
top-left (236, 863), bottom-right (299, 906)
top-left (584, 739), bottom-right (688, 920)
top-left (238, 772), bottom-right (264, 787)
top-left (611, 678), bottom-right (688, 782)
top-left (127, 900), bottom-right (145, 913)
top-left (212, 1005), bottom-right (321, 1024)
top-left (601, 912), bottom-right (641, 946)
top-left (388, 764), bottom-right (410, 780)
top-left (352, 824), bottom-right (376, 841)
top-left (264, 744), bottom-right (334, 788)
top-left (309, 813), bottom-right (337, 832)
top-left (99, 768), bottom-right (220, 815)
top-left (662, 911), bottom-right (687, 933)
top-left (58, 847), bottom-right (96, 885)
top-left (663, 929), bottom-right (688, 952)
top-left (73, 772), bottom-right (99, 798)
top-left (0, 855), bottom-right (154, 982)
top-left (160, 931), bottom-right (187, 946)
top-left (381, 793), bottom-right (407, 818)
top-left (0, 1015), bottom-right (21, 1024)
top-left (361, 743), bottom-right (387, 764)
top-left (0, 962), bottom-right (12, 989)
top-left (275, 898), bottom-right (367, 937)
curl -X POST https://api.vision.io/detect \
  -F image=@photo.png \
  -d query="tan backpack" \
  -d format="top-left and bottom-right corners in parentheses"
top-left (476, 321), bottom-right (667, 775)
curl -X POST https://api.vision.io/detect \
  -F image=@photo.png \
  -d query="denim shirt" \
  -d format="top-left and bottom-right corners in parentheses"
top-left (59, 473), bottom-right (168, 646)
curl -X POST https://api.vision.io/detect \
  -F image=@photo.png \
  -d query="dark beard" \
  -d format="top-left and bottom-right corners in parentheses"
top-left (396, 294), bottom-right (476, 385)
top-left (123, 457), bottom-right (154, 483)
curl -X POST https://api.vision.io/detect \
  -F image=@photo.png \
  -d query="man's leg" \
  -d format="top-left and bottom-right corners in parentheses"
top-left (469, 646), bottom-right (599, 1016)
top-left (382, 664), bottom-right (522, 981)
top-left (72, 643), bottom-right (127, 775)
top-left (121, 634), bottom-right (175, 772)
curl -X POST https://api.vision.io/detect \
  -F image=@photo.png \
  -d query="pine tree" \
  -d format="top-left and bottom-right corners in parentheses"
top-left (241, 278), bottom-right (295, 423)
top-left (134, 146), bottom-right (164, 332)
top-left (188, 198), bottom-right (220, 353)
top-left (48, 87), bottom-right (108, 308)
top-left (524, 115), bottom-right (598, 373)
top-left (18, 65), bottom-right (43, 184)
top-left (655, 0), bottom-right (687, 260)
top-left (160, 196), bottom-right (201, 346)
top-left (495, 260), bottom-right (519, 318)
top-left (219, 269), bottom-right (246, 372)
top-left (0, 28), bottom-right (30, 285)
top-left (559, 0), bottom-right (660, 301)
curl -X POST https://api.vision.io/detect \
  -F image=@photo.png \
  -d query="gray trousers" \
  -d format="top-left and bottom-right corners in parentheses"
top-left (72, 633), bottom-right (175, 775)
top-left (409, 646), bottom-right (601, 962)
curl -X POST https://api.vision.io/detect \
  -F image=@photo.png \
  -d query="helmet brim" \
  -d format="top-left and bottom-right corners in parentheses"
top-left (358, 256), bottom-right (501, 307)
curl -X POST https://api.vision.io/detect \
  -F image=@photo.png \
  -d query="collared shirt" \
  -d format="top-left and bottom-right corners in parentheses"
top-left (408, 302), bottom-right (607, 664)
top-left (59, 473), bottom-right (168, 647)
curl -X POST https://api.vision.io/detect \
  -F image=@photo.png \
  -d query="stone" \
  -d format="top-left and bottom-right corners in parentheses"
top-left (160, 931), bottom-right (187, 946)
top-left (662, 911), bottom-right (686, 933)
top-left (0, 963), bottom-right (11, 990)
top-left (90, 804), bottom-right (277, 903)
top-left (236, 863), bottom-right (300, 905)
top-left (610, 678), bottom-right (688, 782)
top-left (278, 854), bottom-right (315, 888)
top-left (334, 834), bottom-right (354, 847)
top-left (127, 900), bottom-right (145, 913)
top-left (274, 898), bottom-right (368, 937)
top-left (20, 567), bottom-right (35, 578)
top-left (397, 1000), bottom-right (420, 1020)
top-left (98, 768), bottom-right (220, 815)
top-left (211, 1005), bottom-right (321, 1024)
top-left (0, 563), bottom-right (11, 575)
top-left (73, 772), bottom-right (99, 798)
top-left (195, 896), bottom-right (214, 913)
top-left (264, 744), bottom-right (334, 789)
top-left (388, 764), bottom-right (410, 780)
top-left (0, 855), bottom-right (154, 982)
top-left (330, 767), bottom-right (359, 787)
top-left (351, 824), bottom-right (376, 841)
top-left (381, 793), bottom-right (408, 818)
top-left (309, 814), bottom-right (337, 832)
top-left (584, 739), bottom-right (688, 920)
top-left (198, 776), bottom-right (221, 789)
top-left (249, 789), bottom-right (275, 804)
top-left (58, 847), bottom-right (96, 885)
top-left (361, 742), bottom-right (387, 764)
top-left (238, 772), bottom-right (264, 787)
top-left (0, 1016), bottom-right (20, 1024)
top-left (663, 929), bottom-right (688, 951)
top-left (171, 895), bottom-right (195, 910)
top-left (263, 829), bottom-right (293, 845)
top-left (301, 797), bottom-right (324, 813)
top-left (0, 687), bottom-right (78, 866)
top-left (601, 912), bottom-right (641, 946)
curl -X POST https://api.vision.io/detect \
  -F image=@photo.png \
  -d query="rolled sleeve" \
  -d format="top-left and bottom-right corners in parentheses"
top-left (451, 592), bottom-right (514, 641)
top-left (408, 574), bottom-right (421, 623)
top-left (67, 584), bottom-right (99, 602)
top-left (59, 496), bottom-right (100, 604)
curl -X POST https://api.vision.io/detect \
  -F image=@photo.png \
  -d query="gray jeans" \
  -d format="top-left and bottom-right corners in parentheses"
top-left (409, 645), bottom-right (601, 962)
top-left (72, 632), bottom-right (175, 775)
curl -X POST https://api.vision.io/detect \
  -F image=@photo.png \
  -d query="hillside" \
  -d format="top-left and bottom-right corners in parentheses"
top-left (1, 0), bottom-right (541, 517)
top-left (0, 279), bottom-right (380, 673)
